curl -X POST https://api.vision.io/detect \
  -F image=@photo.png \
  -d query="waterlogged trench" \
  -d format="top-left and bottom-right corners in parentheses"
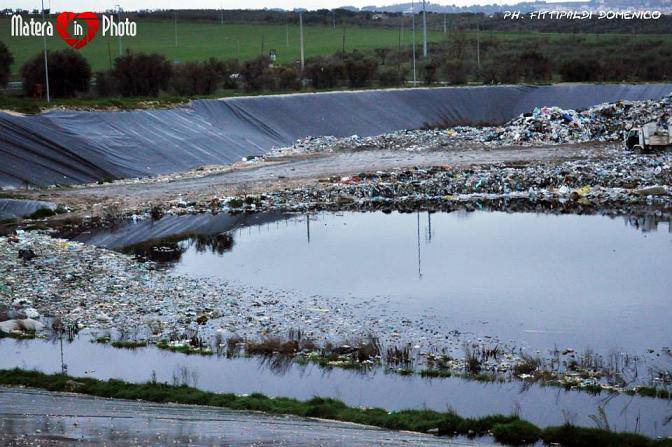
top-left (0, 335), bottom-right (671, 438)
top-left (3, 210), bottom-right (671, 437)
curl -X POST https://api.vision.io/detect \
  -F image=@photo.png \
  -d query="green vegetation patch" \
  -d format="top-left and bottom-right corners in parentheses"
top-left (110, 340), bottom-right (148, 349)
top-left (26, 208), bottom-right (56, 219)
top-left (0, 331), bottom-right (36, 340)
top-left (0, 369), bottom-right (670, 447)
top-left (156, 341), bottom-right (213, 356)
top-left (0, 95), bottom-right (192, 115)
top-left (492, 420), bottom-right (542, 446)
top-left (541, 424), bottom-right (672, 447)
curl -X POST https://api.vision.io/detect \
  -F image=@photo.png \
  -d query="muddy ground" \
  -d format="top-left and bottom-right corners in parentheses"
top-left (0, 387), bottom-right (475, 446)
top-left (14, 142), bottom-right (605, 213)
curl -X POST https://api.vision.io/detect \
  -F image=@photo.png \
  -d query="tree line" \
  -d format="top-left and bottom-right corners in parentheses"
top-left (2, 32), bottom-right (672, 99)
top-left (3, 8), bottom-right (672, 35)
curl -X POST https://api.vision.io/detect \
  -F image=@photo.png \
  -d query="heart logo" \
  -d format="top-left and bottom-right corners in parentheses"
top-left (56, 12), bottom-right (100, 49)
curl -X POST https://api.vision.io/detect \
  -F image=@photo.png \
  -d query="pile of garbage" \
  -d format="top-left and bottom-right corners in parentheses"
top-left (273, 95), bottom-right (672, 154)
top-left (223, 149), bottom-right (672, 214)
top-left (269, 130), bottom-right (461, 155)
top-left (0, 231), bottom-right (487, 359)
top-left (485, 95), bottom-right (672, 145)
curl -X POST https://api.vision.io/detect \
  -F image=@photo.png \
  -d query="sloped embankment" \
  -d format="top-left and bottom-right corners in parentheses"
top-left (2, 83), bottom-right (672, 187)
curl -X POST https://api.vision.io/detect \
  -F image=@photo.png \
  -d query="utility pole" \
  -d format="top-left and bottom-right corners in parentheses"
top-left (60, 335), bottom-right (66, 375)
top-left (332, 10), bottom-right (336, 30)
top-left (341, 27), bottom-right (346, 57)
top-left (299, 12), bottom-right (304, 72)
top-left (174, 10), bottom-right (178, 47)
top-left (443, 14), bottom-right (447, 33)
top-left (476, 23), bottom-right (480, 70)
top-left (422, 0), bottom-right (427, 58)
top-left (411, 2), bottom-right (416, 86)
top-left (427, 211), bottom-right (432, 241)
top-left (285, 13), bottom-right (289, 46)
top-left (116, 5), bottom-right (123, 56)
top-left (398, 16), bottom-right (402, 81)
top-left (173, 9), bottom-right (177, 46)
top-left (416, 212), bottom-right (422, 279)
top-left (261, 35), bottom-right (265, 55)
top-left (400, 12), bottom-right (404, 41)
top-left (40, 0), bottom-right (50, 102)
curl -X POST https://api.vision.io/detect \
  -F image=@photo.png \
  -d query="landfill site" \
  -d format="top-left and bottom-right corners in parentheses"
top-left (1, 84), bottom-right (672, 446)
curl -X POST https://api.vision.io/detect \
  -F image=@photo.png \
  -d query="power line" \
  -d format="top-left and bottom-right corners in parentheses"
top-left (174, 10), bottom-right (178, 47)
top-left (40, 0), bottom-right (49, 102)
top-left (422, 0), bottom-right (427, 58)
top-left (411, 2), bottom-right (416, 86)
top-left (299, 12), bottom-right (304, 72)
top-left (115, 5), bottom-right (123, 56)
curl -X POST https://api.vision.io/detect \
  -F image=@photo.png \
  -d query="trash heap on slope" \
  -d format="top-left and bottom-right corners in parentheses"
top-left (273, 95), bottom-right (672, 154)
top-left (483, 95), bottom-right (672, 145)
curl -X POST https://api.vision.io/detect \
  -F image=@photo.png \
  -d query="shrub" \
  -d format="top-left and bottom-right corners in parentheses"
top-left (239, 57), bottom-right (300, 92)
top-left (378, 66), bottom-right (404, 87)
top-left (111, 50), bottom-right (172, 97)
top-left (304, 56), bottom-right (345, 89)
top-left (94, 71), bottom-right (117, 97)
top-left (559, 59), bottom-right (603, 82)
top-left (21, 49), bottom-right (91, 97)
top-left (171, 58), bottom-right (226, 96)
top-left (423, 61), bottom-right (439, 85)
top-left (436, 413), bottom-right (465, 435)
top-left (343, 51), bottom-right (378, 88)
top-left (480, 53), bottom-right (521, 84)
top-left (239, 56), bottom-right (274, 91)
top-left (519, 50), bottom-right (552, 82)
top-left (492, 420), bottom-right (542, 446)
top-left (221, 59), bottom-right (241, 89)
top-left (27, 208), bottom-right (56, 219)
top-left (512, 354), bottom-right (541, 376)
top-left (270, 65), bottom-right (300, 91)
top-left (442, 59), bottom-right (469, 85)
top-left (463, 415), bottom-right (520, 436)
top-left (0, 40), bottom-right (13, 89)
top-left (541, 424), bottom-right (653, 447)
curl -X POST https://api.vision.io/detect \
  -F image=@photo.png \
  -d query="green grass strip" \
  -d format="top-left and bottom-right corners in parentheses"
top-left (0, 369), bottom-right (670, 447)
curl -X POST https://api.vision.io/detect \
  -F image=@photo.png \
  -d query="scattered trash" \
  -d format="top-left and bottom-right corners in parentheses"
top-left (18, 249), bottom-right (37, 262)
top-left (0, 318), bottom-right (44, 334)
top-left (228, 151), bottom-right (672, 214)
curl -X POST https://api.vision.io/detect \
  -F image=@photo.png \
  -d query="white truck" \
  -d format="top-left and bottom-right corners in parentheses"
top-left (625, 121), bottom-right (672, 152)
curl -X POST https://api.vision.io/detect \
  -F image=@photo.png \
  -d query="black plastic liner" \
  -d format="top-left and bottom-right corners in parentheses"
top-left (0, 199), bottom-right (56, 220)
top-left (2, 84), bottom-right (672, 187)
top-left (72, 212), bottom-right (291, 249)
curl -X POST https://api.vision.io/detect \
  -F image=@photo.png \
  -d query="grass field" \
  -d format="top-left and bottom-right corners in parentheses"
top-left (0, 18), bottom-right (449, 77)
top-left (3, 17), bottom-right (667, 79)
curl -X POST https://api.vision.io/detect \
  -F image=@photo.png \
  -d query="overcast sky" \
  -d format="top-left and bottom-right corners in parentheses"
top-left (11, 0), bottom-right (523, 12)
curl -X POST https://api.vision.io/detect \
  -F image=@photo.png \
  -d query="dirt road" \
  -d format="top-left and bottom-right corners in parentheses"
top-left (25, 143), bottom-right (606, 211)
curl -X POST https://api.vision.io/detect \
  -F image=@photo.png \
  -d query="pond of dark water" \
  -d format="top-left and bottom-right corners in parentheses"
top-left (73, 211), bottom-right (672, 356)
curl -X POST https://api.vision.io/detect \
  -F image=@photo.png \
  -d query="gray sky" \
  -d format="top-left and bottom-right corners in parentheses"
top-left (11, 0), bottom-right (521, 12)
